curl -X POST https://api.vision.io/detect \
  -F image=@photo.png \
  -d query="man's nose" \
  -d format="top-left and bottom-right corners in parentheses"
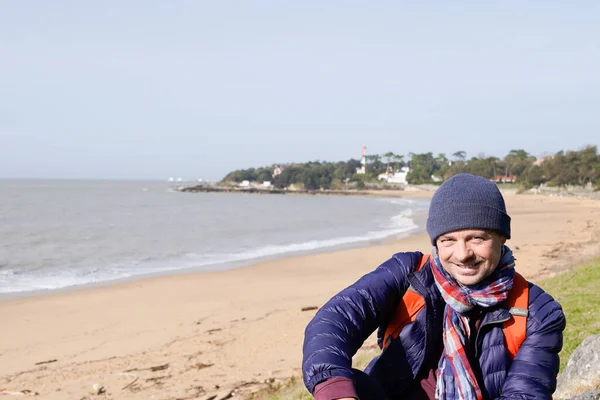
top-left (454, 240), bottom-right (475, 261)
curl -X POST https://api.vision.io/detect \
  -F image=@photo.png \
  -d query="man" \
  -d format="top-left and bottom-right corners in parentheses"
top-left (302, 174), bottom-right (566, 400)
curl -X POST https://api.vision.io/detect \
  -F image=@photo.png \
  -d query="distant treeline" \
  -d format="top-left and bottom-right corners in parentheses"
top-left (221, 146), bottom-right (600, 190)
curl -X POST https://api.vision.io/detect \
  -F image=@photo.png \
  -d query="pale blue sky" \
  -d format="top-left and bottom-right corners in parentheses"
top-left (1, 1), bottom-right (599, 181)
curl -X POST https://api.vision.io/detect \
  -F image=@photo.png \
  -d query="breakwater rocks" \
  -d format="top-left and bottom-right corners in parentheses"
top-left (180, 185), bottom-right (286, 194)
top-left (178, 185), bottom-right (368, 196)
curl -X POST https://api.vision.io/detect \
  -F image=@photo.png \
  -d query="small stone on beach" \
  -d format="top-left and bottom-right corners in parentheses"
top-left (91, 383), bottom-right (105, 394)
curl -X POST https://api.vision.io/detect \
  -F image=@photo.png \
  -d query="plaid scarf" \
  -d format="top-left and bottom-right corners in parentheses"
top-left (432, 245), bottom-right (515, 400)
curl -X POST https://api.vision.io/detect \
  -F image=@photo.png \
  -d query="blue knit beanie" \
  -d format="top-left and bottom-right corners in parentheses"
top-left (426, 173), bottom-right (511, 245)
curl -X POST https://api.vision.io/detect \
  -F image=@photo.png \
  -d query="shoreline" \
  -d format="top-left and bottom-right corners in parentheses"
top-left (1, 193), bottom-right (599, 399)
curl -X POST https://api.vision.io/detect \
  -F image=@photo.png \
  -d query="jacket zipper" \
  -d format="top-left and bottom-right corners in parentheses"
top-left (474, 316), bottom-right (510, 358)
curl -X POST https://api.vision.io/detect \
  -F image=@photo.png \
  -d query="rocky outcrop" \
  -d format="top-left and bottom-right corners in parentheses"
top-left (178, 185), bottom-right (369, 196)
top-left (566, 390), bottom-right (600, 400)
top-left (555, 334), bottom-right (600, 400)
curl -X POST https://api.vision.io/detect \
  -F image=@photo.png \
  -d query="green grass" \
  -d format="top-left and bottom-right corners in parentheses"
top-left (247, 258), bottom-right (600, 399)
top-left (539, 257), bottom-right (600, 371)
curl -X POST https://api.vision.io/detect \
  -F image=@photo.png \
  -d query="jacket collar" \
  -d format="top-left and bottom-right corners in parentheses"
top-left (480, 307), bottom-right (512, 325)
top-left (411, 258), bottom-right (441, 301)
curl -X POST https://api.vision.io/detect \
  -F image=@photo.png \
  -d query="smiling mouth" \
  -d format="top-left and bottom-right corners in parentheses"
top-left (454, 262), bottom-right (481, 270)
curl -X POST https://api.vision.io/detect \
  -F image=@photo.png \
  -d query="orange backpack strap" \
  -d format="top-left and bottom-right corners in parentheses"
top-left (382, 254), bottom-right (431, 349)
top-left (502, 272), bottom-right (529, 360)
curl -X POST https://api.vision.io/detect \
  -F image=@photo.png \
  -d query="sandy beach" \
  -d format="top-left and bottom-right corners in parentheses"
top-left (1, 192), bottom-right (600, 400)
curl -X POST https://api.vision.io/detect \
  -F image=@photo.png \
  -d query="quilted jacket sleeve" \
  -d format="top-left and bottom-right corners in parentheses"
top-left (497, 283), bottom-right (566, 400)
top-left (301, 251), bottom-right (423, 394)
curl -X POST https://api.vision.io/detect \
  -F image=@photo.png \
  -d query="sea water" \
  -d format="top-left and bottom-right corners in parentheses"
top-left (0, 179), bottom-right (429, 296)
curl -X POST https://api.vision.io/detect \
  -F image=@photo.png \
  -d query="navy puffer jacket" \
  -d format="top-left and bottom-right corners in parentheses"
top-left (302, 251), bottom-right (566, 399)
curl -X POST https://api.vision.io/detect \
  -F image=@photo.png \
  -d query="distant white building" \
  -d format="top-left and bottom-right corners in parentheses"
top-left (239, 180), bottom-right (250, 187)
top-left (378, 165), bottom-right (394, 181)
top-left (262, 181), bottom-right (272, 187)
top-left (379, 167), bottom-right (409, 184)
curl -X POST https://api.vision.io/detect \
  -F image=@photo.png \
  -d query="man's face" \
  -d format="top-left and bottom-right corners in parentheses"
top-left (436, 229), bottom-right (506, 286)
